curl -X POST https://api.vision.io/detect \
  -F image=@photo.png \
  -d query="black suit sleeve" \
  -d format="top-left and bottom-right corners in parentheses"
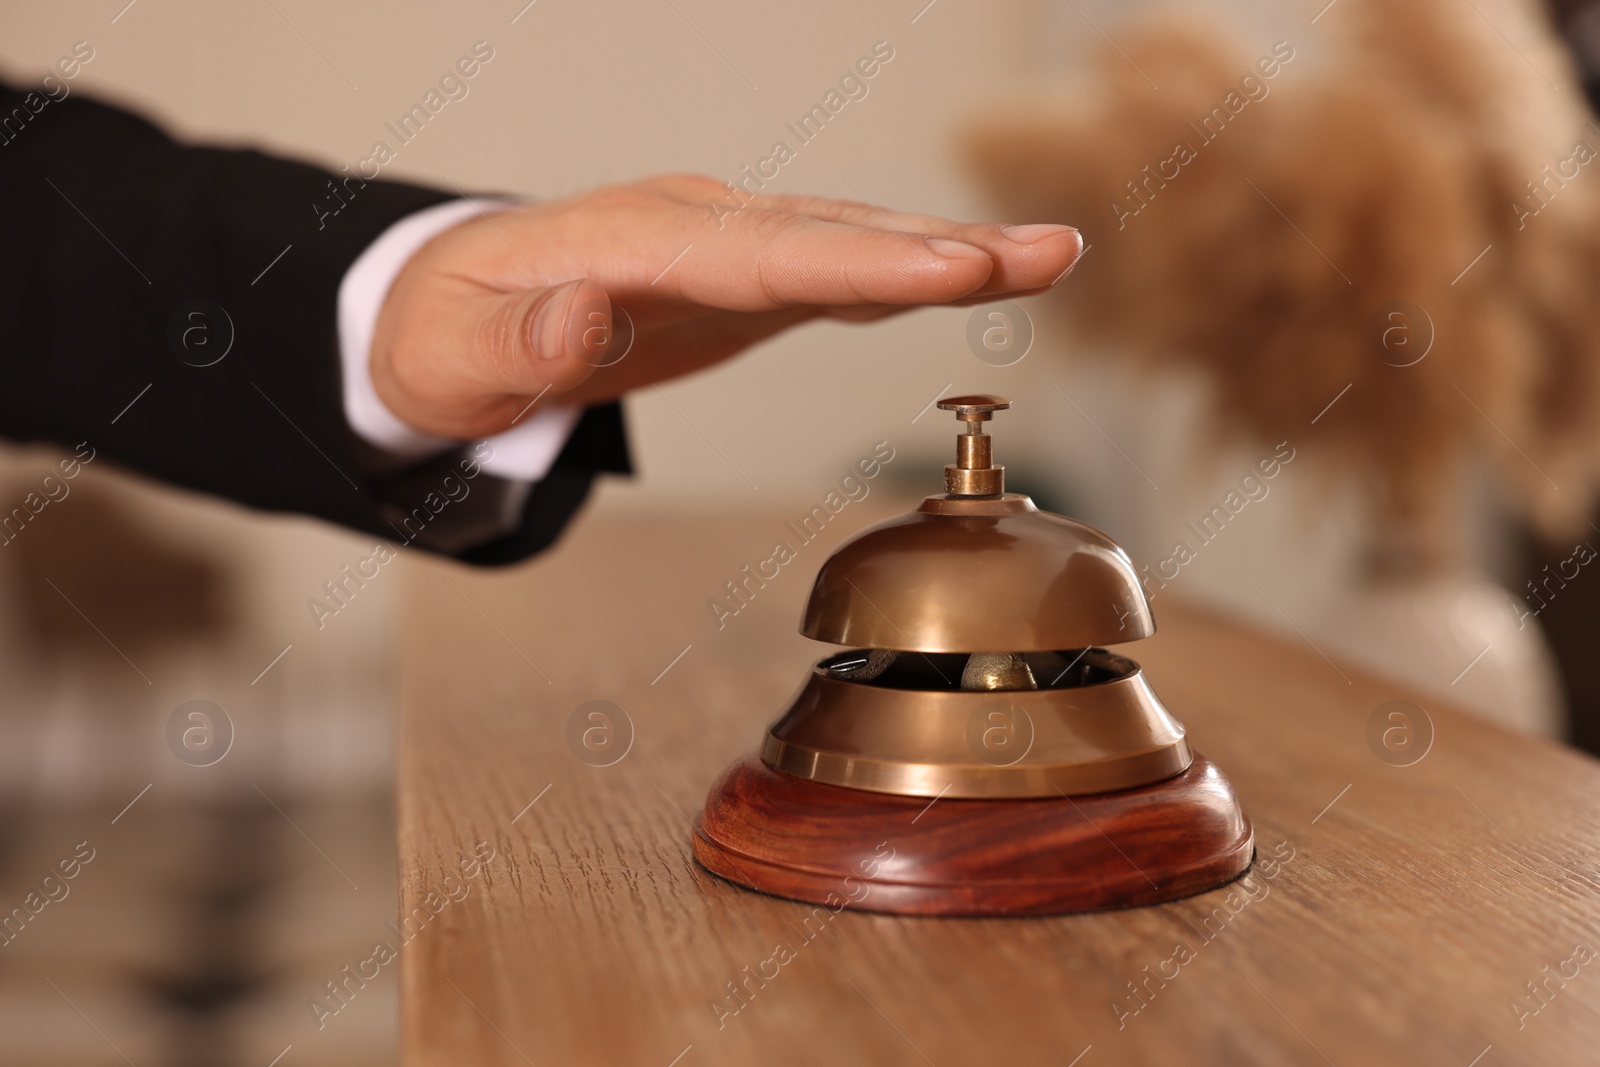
top-left (0, 82), bottom-right (630, 566)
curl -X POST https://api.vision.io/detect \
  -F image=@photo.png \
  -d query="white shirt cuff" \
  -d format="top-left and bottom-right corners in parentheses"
top-left (336, 198), bottom-right (582, 481)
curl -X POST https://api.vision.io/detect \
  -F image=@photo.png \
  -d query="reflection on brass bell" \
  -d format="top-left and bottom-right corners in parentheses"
top-left (692, 396), bottom-right (1253, 916)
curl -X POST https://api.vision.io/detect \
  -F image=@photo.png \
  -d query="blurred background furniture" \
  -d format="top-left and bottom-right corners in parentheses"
top-left (0, 450), bottom-right (401, 1067)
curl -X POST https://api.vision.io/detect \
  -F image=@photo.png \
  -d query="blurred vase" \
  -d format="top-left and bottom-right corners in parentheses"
top-left (1312, 567), bottom-right (1563, 737)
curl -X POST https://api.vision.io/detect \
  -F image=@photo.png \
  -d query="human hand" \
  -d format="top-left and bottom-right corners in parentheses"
top-left (370, 174), bottom-right (1081, 439)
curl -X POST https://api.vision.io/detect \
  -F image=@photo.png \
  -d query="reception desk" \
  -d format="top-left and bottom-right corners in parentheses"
top-left (397, 496), bottom-right (1600, 1065)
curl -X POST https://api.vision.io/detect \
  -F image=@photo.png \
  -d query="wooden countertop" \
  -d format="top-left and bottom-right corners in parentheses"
top-left (397, 494), bottom-right (1600, 1066)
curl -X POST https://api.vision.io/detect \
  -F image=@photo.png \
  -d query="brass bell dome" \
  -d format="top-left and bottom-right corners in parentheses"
top-left (803, 396), bottom-right (1154, 651)
top-left (802, 504), bottom-right (1154, 652)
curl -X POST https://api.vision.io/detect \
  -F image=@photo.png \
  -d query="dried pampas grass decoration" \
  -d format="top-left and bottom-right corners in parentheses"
top-left (965, 0), bottom-right (1600, 572)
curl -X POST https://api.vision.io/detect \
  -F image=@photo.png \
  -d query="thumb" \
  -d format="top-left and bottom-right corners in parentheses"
top-left (474, 277), bottom-right (612, 396)
top-left (376, 277), bottom-right (616, 438)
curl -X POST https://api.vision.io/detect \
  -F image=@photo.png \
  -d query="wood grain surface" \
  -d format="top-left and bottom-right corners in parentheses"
top-left (398, 492), bottom-right (1600, 1067)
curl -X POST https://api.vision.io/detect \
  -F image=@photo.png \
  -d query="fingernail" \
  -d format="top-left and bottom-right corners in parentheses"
top-left (925, 237), bottom-right (990, 261)
top-left (1000, 223), bottom-right (1079, 245)
top-left (535, 279), bottom-right (587, 361)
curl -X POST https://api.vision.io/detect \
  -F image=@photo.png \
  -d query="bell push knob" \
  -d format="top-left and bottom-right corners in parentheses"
top-left (936, 394), bottom-right (1009, 497)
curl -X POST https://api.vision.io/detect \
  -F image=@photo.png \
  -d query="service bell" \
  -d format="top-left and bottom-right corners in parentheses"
top-left (693, 396), bottom-right (1253, 916)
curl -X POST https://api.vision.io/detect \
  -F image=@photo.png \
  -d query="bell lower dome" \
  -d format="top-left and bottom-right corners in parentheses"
top-left (763, 648), bottom-right (1191, 798)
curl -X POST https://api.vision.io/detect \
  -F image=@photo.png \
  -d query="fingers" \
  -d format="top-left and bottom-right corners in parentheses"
top-left (749, 193), bottom-right (1000, 243)
top-left (746, 193), bottom-right (1082, 298)
top-left (646, 213), bottom-right (998, 311)
top-left (498, 179), bottom-right (1071, 313)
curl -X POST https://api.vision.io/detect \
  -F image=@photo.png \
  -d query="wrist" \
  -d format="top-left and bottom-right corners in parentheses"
top-left (341, 198), bottom-right (514, 454)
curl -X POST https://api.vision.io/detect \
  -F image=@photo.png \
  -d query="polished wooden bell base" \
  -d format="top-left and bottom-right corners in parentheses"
top-left (693, 751), bottom-right (1253, 916)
